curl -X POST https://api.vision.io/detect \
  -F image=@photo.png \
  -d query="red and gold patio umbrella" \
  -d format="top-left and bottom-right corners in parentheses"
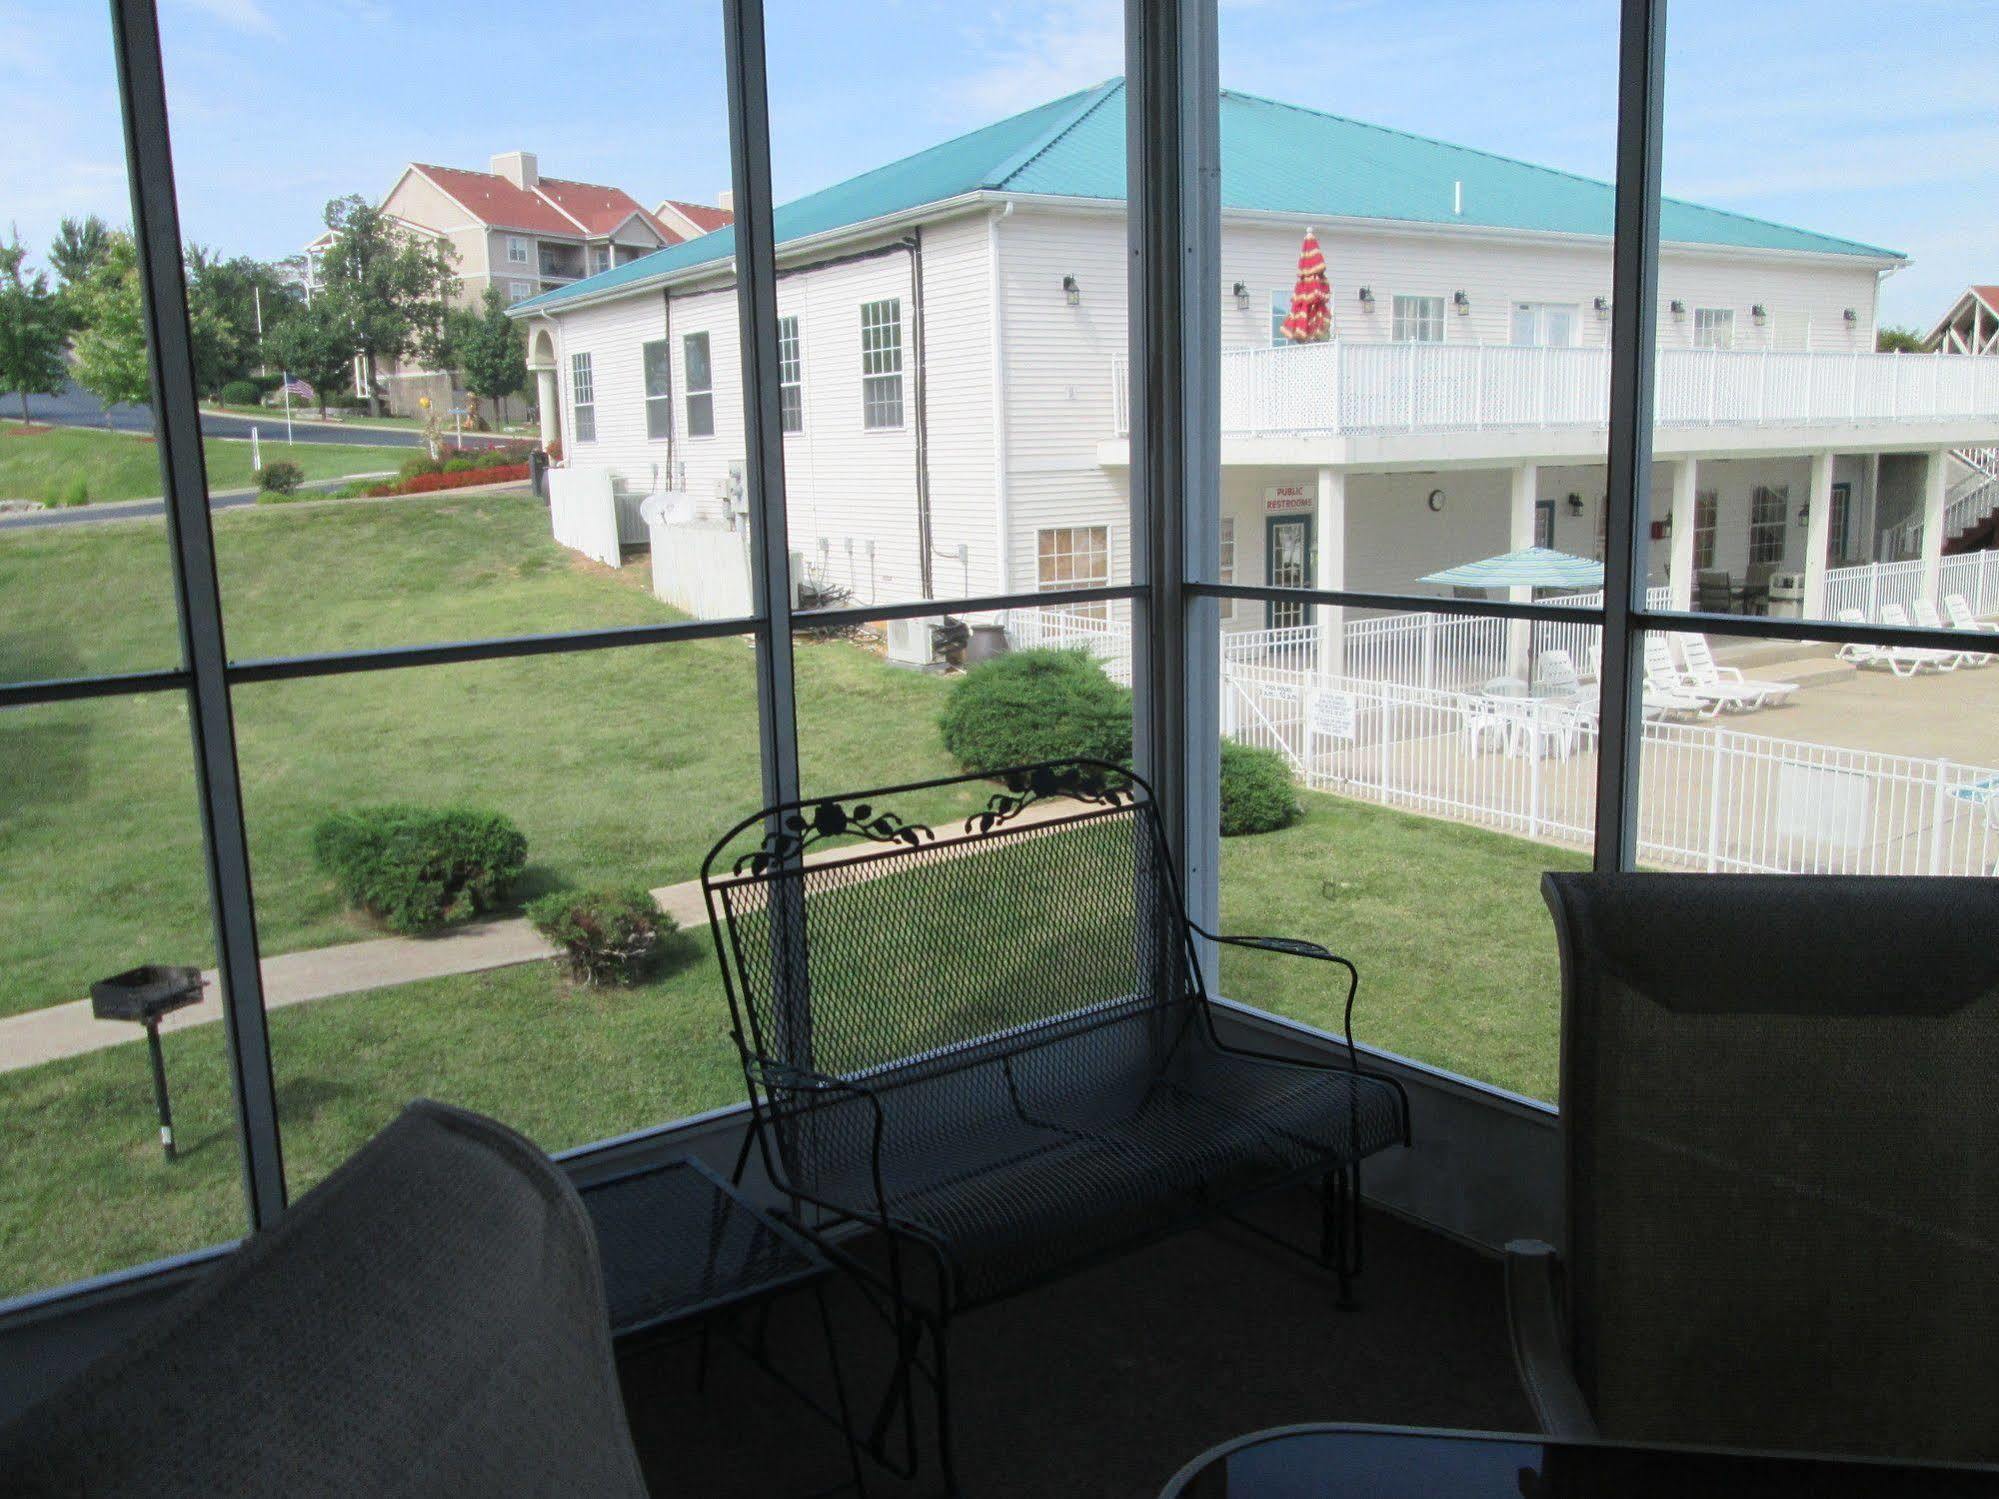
top-left (1280, 227), bottom-right (1332, 343)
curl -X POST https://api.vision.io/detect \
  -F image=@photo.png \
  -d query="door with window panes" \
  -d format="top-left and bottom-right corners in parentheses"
top-left (1510, 302), bottom-right (1576, 346)
top-left (1265, 514), bottom-right (1314, 629)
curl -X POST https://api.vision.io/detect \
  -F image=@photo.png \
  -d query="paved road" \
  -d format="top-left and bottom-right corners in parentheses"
top-left (0, 472), bottom-right (389, 532)
top-left (12, 383), bottom-right (514, 450)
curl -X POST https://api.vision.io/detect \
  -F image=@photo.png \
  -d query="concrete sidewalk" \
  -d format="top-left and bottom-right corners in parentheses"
top-left (0, 877), bottom-right (712, 1075)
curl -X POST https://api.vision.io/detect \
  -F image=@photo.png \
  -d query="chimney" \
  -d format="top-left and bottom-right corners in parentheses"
top-left (491, 151), bottom-right (538, 190)
top-left (716, 189), bottom-right (734, 213)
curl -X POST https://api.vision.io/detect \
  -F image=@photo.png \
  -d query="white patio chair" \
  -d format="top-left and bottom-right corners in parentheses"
top-left (1945, 594), bottom-right (1999, 636)
top-left (1461, 695), bottom-right (1510, 757)
top-left (1528, 699), bottom-right (1591, 762)
top-left (1675, 632), bottom-right (1797, 708)
top-left (1913, 598), bottom-right (1990, 667)
top-left (1644, 634), bottom-right (1724, 717)
top-left (1534, 649), bottom-right (1582, 699)
top-left (1880, 603), bottom-right (1962, 675)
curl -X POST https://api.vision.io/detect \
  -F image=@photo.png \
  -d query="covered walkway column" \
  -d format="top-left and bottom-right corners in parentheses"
top-left (534, 366), bottom-right (560, 450)
top-left (1802, 452), bottom-right (1835, 619)
top-left (1508, 462), bottom-right (1537, 679)
top-left (1315, 466), bottom-right (1346, 682)
top-left (1920, 447), bottom-right (1950, 602)
top-left (1668, 458), bottom-right (1698, 611)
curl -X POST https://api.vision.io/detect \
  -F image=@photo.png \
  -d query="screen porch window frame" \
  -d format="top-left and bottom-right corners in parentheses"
top-left (569, 350), bottom-right (595, 444)
top-left (777, 314), bottom-right (803, 434)
top-left (22, 0), bottom-right (1981, 1325)
top-left (860, 297), bottom-right (904, 430)
top-left (1392, 293), bottom-right (1445, 343)
top-left (642, 338), bottom-right (673, 442)
top-left (683, 331), bottom-right (715, 439)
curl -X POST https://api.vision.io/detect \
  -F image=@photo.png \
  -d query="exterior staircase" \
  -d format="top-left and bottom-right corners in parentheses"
top-left (1942, 446), bottom-right (1999, 554)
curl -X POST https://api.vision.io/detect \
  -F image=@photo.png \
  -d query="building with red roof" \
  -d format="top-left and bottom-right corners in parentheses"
top-left (1925, 286), bottom-right (1999, 356)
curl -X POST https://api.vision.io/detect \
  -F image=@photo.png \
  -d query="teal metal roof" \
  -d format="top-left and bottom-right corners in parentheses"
top-left (514, 80), bottom-right (1899, 316)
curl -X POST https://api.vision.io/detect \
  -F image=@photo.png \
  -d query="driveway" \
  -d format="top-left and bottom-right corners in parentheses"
top-left (15, 383), bottom-right (514, 451)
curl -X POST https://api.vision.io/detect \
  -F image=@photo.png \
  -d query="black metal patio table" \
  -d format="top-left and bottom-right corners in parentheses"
top-left (1159, 1423), bottom-right (1999, 1498)
top-left (580, 1154), bottom-right (864, 1493)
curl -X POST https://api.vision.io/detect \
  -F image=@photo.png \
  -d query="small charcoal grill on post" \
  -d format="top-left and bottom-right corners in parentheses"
top-left (90, 965), bottom-right (206, 1159)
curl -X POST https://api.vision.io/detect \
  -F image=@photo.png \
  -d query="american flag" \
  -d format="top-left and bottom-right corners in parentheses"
top-left (278, 377), bottom-right (316, 400)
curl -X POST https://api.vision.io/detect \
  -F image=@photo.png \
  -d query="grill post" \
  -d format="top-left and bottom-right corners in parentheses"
top-left (144, 1017), bottom-right (177, 1159)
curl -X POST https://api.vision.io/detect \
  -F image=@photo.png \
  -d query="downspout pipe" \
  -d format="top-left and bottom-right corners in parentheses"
top-left (910, 227), bottom-right (934, 599)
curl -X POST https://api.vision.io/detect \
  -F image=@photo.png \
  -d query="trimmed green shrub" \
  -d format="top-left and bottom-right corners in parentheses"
top-left (219, 379), bottom-right (260, 406)
top-left (1219, 741), bottom-right (1301, 836)
top-left (939, 648), bottom-right (1133, 774)
top-left (311, 805), bottom-right (527, 934)
top-left (441, 456), bottom-right (476, 473)
top-left (527, 886), bottom-right (671, 986)
top-left (397, 452), bottom-right (444, 481)
top-left (257, 459), bottom-right (305, 495)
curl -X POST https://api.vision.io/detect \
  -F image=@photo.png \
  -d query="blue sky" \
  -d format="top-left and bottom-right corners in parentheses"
top-left (1, 0), bottom-right (1989, 329)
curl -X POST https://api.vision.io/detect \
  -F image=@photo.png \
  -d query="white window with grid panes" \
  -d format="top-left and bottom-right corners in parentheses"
top-left (1829, 482), bottom-right (1852, 562)
top-left (641, 339), bottom-right (673, 442)
top-left (569, 351), bottom-right (595, 443)
top-left (1694, 490), bottom-right (1719, 570)
top-left (1694, 307), bottom-right (1734, 349)
top-left (683, 332), bottom-right (714, 438)
top-left (860, 298), bottom-right (903, 429)
top-left (1219, 517), bottom-right (1239, 620)
top-left (1749, 484), bottom-right (1788, 564)
top-left (1392, 294), bottom-right (1444, 343)
top-left (777, 315), bottom-right (803, 434)
top-left (506, 236), bottom-right (528, 265)
top-left (507, 280), bottom-right (533, 304)
top-left (1037, 525), bottom-right (1110, 619)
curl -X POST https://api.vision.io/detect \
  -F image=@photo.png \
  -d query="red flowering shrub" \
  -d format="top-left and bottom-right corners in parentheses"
top-left (363, 463), bottom-right (530, 499)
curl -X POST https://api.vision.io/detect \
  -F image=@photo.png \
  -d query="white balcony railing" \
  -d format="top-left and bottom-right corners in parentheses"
top-left (1108, 343), bottom-right (1999, 439)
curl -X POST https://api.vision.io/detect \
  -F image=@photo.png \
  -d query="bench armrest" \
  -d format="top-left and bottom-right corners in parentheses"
top-left (745, 1054), bottom-right (892, 1223)
top-left (1503, 1239), bottom-right (1597, 1439)
top-left (1188, 922), bottom-right (1363, 1068)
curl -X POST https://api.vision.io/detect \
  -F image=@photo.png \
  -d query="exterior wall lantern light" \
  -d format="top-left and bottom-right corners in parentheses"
top-left (1358, 286), bottom-right (1375, 310)
top-left (1233, 281), bottom-right (1250, 311)
top-left (1593, 296), bottom-right (1610, 318)
top-left (1669, 299), bottom-right (1686, 319)
top-left (1843, 308), bottom-right (1858, 325)
top-left (1566, 492), bottom-right (1585, 517)
top-left (1062, 274), bottom-right (1080, 306)
top-left (1752, 303), bottom-right (1768, 326)
top-left (1452, 290), bottom-right (1470, 315)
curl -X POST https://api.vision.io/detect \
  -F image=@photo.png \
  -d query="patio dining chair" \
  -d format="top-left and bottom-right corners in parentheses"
top-left (1696, 569), bottom-right (1736, 615)
top-left (1913, 598), bottom-right (1990, 667)
top-left (1674, 633), bottom-right (1796, 709)
top-left (1511, 874), bottom-right (1999, 1462)
top-left (1534, 648), bottom-right (1582, 698)
top-left (1462, 694), bottom-right (1510, 757)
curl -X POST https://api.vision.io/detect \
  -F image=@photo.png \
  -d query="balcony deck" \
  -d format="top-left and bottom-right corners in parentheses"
top-left (619, 1189), bottom-right (1530, 1498)
top-left (1105, 344), bottom-right (1999, 468)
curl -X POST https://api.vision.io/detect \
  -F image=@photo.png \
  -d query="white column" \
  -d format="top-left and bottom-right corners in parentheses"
top-left (1920, 447), bottom-right (1949, 602)
top-left (1802, 451), bottom-right (1835, 619)
top-left (534, 368), bottom-right (560, 451)
top-left (1668, 457), bottom-right (1698, 611)
top-left (1508, 462), bottom-right (1537, 679)
top-left (1315, 467), bottom-right (1346, 682)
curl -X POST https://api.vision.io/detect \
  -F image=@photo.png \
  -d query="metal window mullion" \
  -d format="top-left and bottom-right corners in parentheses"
top-left (1592, 0), bottom-right (1667, 875)
top-left (110, 0), bottom-right (286, 1225)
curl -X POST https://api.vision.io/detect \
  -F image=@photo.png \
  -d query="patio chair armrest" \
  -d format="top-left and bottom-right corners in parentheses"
top-left (1188, 922), bottom-right (1364, 1067)
top-left (745, 1054), bottom-right (893, 1218)
top-left (1504, 1239), bottom-right (1598, 1439)
top-left (1712, 664), bottom-right (1747, 682)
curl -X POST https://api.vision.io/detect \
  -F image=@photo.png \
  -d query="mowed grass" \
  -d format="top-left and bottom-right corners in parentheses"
top-left (0, 422), bottom-right (411, 508)
top-left (1, 488), bottom-right (1578, 1295)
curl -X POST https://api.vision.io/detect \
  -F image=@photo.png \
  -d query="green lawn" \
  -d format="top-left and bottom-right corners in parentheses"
top-left (0, 490), bottom-right (1576, 1297)
top-left (0, 422), bottom-right (410, 508)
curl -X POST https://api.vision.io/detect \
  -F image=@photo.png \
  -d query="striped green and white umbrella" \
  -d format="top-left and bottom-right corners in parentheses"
top-left (1420, 546), bottom-right (1604, 591)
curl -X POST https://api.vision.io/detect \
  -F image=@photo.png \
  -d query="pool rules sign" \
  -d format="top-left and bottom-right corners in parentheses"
top-left (1309, 689), bottom-right (1357, 744)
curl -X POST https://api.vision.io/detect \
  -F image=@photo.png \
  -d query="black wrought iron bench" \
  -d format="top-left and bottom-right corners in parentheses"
top-left (701, 759), bottom-right (1411, 1492)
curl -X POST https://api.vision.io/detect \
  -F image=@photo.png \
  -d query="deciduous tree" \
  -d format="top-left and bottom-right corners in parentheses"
top-left (264, 296), bottom-right (352, 419)
top-left (317, 195), bottom-right (458, 416)
top-left (447, 287), bottom-right (527, 425)
top-left (0, 236), bottom-right (69, 422)
top-left (69, 234), bottom-right (153, 418)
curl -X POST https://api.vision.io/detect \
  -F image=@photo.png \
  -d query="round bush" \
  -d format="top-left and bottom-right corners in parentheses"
top-left (219, 379), bottom-right (260, 406)
top-left (257, 459), bottom-right (305, 495)
top-left (398, 452), bottom-right (445, 482)
top-left (1219, 741), bottom-right (1301, 836)
top-left (311, 805), bottom-right (527, 934)
top-left (939, 648), bottom-right (1132, 774)
top-left (528, 886), bottom-right (671, 986)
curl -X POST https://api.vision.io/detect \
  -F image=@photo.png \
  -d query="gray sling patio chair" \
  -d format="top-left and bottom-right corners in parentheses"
top-left (702, 759), bottom-right (1411, 1494)
top-left (0, 1100), bottom-right (650, 1498)
top-left (1510, 873), bottom-right (1999, 1463)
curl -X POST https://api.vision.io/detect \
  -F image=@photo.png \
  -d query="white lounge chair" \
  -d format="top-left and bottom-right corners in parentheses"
top-left (1534, 648), bottom-right (1582, 699)
top-left (1913, 598), bottom-right (1990, 667)
top-left (1645, 633), bottom-right (1738, 715)
top-left (1945, 594), bottom-right (1999, 635)
top-left (1584, 639), bottom-right (1701, 719)
top-left (1880, 603), bottom-right (1962, 674)
top-left (1675, 632), bottom-right (1796, 708)
top-left (1837, 607), bottom-right (1953, 677)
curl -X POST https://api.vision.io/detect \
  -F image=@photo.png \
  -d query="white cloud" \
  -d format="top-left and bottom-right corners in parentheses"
top-left (170, 0), bottom-right (278, 37)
